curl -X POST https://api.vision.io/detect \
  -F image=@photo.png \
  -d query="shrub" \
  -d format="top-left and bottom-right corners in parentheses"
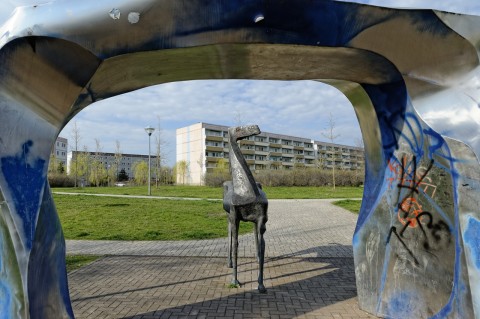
top-left (204, 167), bottom-right (364, 187)
top-left (204, 171), bottom-right (230, 187)
top-left (48, 174), bottom-right (75, 187)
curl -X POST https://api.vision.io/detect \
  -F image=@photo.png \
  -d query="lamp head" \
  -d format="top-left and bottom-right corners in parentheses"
top-left (144, 126), bottom-right (155, 136)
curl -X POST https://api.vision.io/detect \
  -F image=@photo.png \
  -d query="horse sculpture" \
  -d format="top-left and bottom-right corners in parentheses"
top-left (223, 125), bottom-right (268, 293)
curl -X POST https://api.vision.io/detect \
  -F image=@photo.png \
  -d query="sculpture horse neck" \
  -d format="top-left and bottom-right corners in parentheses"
top-left (228, 125), bottom-right (261, 201)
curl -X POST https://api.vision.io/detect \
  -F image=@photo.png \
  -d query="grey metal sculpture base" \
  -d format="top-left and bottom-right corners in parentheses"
top-left (0, 1), bottom-right (480, 318)
top-left (222, 125), bottom-right (268, 293)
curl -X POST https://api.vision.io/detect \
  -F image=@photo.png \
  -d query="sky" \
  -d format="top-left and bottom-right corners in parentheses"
top-left (1, 1), bottom-right (480, 166)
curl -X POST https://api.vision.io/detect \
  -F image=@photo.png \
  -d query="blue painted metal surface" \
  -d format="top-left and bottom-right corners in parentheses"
top-left (0, 0), bottom-right (479, 318)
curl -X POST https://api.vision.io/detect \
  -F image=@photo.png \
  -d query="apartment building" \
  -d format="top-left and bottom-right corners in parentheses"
top-left (51, 136), bottom-right (68, 166)
top-left (67, 151), bottom-right (155, 179)
top-left (176, 123), bottom-right (364, 185)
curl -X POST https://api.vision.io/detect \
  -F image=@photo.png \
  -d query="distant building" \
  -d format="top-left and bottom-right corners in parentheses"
top-left (67, 151), bottom-right (155, 180)
top-left (51, 136), bottom-right (68, 167)
top-left (176, 123), bottom-right (365, 185)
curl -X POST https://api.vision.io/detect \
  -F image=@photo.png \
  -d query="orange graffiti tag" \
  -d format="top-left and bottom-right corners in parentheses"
top-left (387, 155), bottom-right (437, 199)
top-left (398, 197), bottom-right (425, 228)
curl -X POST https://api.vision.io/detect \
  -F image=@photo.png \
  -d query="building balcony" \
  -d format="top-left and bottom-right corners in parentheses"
top-left (270, 143), bottom-right (282, 148)
top-left (270, 151), bottom-right (282, 157)
top-left (282, 153), bottom-right (294, 157)
top-left (206, 146), bottom-right (223, 152)
top-left (240, 149), bottom-right (255, 155)
top-left (254, 141), bottom-right (269, 147)
top-left (255, 150), bottom-right (269, 156)
top-left (205, 135), bottom-right (224, 142)
top-left (239, 140), bottom-right (255, 145)
top-left (293, 146), bottom-right (304, 151)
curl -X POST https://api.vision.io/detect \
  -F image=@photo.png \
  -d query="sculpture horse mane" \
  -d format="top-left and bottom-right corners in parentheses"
top-left (223, 125), bottom-right (268, 293)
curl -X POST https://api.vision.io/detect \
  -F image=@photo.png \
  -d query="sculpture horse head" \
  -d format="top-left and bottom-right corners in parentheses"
top-left (228, 125), bottom-right (261, 141)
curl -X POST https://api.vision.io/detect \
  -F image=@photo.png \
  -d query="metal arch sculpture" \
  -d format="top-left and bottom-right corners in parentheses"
top-left (0, 1), bottom-right (479, 318)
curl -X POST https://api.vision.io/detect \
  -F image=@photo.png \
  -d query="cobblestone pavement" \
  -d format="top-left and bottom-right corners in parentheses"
top-left (67, 199), bottom-right (377, 319)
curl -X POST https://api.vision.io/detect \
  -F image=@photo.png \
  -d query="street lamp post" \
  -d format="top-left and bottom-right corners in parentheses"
top-left (145, 126), bottom-right (155, 195)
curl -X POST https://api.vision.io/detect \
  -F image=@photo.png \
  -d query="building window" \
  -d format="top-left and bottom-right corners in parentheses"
top-left (206, 151), bottom-right (223, 158)
top-left (206, 129), bottom-right (223, 137)
top-left (206, 141), bottom-right (222, 147)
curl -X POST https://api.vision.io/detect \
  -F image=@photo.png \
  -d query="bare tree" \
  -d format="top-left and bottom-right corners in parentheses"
top-left (322, 112), bottom-right (340, 190)
top-left (175, 160), bottom-right (189, 185)
top-left (234, 109), bottom-right (245, 126)
top-left (48, 153), bottom-right (57, 174)
top-left (354, 137), bottom-right (364, 150)
top-left (196, 152), bottom-right (205, 185)
top-left (154, 117), bottom-right (168, 188)
top-left (114, 140), bottom-right (122, 183)
top-left (70, 145), bottom-right (90, 187)
top-left (133, 161), bottom-right (148, 185)
top-left (353, 137), bottom-right (365, 183)
top-left (70, 121), bottom-right (81, 187)
top-left (89, 138), bottom-right (105, 187)
top-left (234, 109), bottom-right (245, 148)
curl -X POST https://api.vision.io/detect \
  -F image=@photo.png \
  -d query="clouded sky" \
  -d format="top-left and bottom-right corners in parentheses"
top-left (1, 1), bottom-right (479, 166)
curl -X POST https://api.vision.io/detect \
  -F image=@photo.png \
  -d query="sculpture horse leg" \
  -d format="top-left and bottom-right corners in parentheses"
top-left (257, 217), bottom-right (267, 293)
top-left (230, 208), bottom-right (241, 286)
top-left (227, 218), bottom-right (233, 268)
top-left (254, 225), bottom-right (259, 262)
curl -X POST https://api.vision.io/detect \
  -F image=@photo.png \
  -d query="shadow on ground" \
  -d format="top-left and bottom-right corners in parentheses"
top-left (69, 245), bottom-right (375, 318)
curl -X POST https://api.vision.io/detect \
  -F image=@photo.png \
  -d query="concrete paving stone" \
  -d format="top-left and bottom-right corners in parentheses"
top-left (66, 199), bottom-right (376, 319)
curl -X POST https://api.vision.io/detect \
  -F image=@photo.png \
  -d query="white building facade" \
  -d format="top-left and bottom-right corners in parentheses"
top-left (176, 123), bottom-right (365, 185)
top-left (51, 136), bottom-right (68, 166)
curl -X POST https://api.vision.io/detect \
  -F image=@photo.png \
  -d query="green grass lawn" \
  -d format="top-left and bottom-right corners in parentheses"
top-left (55, 194), bottom-right (252, 240)
top-left (332, 199), bottom-right (362, 214)
top-left (55, 186), bottom-right (363, 241)
top-left (53, 185), bottom-right (364, 199)
top-left (65, 255), bottom-right (101, 272)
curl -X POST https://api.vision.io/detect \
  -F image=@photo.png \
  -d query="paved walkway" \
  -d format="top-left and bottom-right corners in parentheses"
top-left (67, 199), bottom-right (376, 319)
